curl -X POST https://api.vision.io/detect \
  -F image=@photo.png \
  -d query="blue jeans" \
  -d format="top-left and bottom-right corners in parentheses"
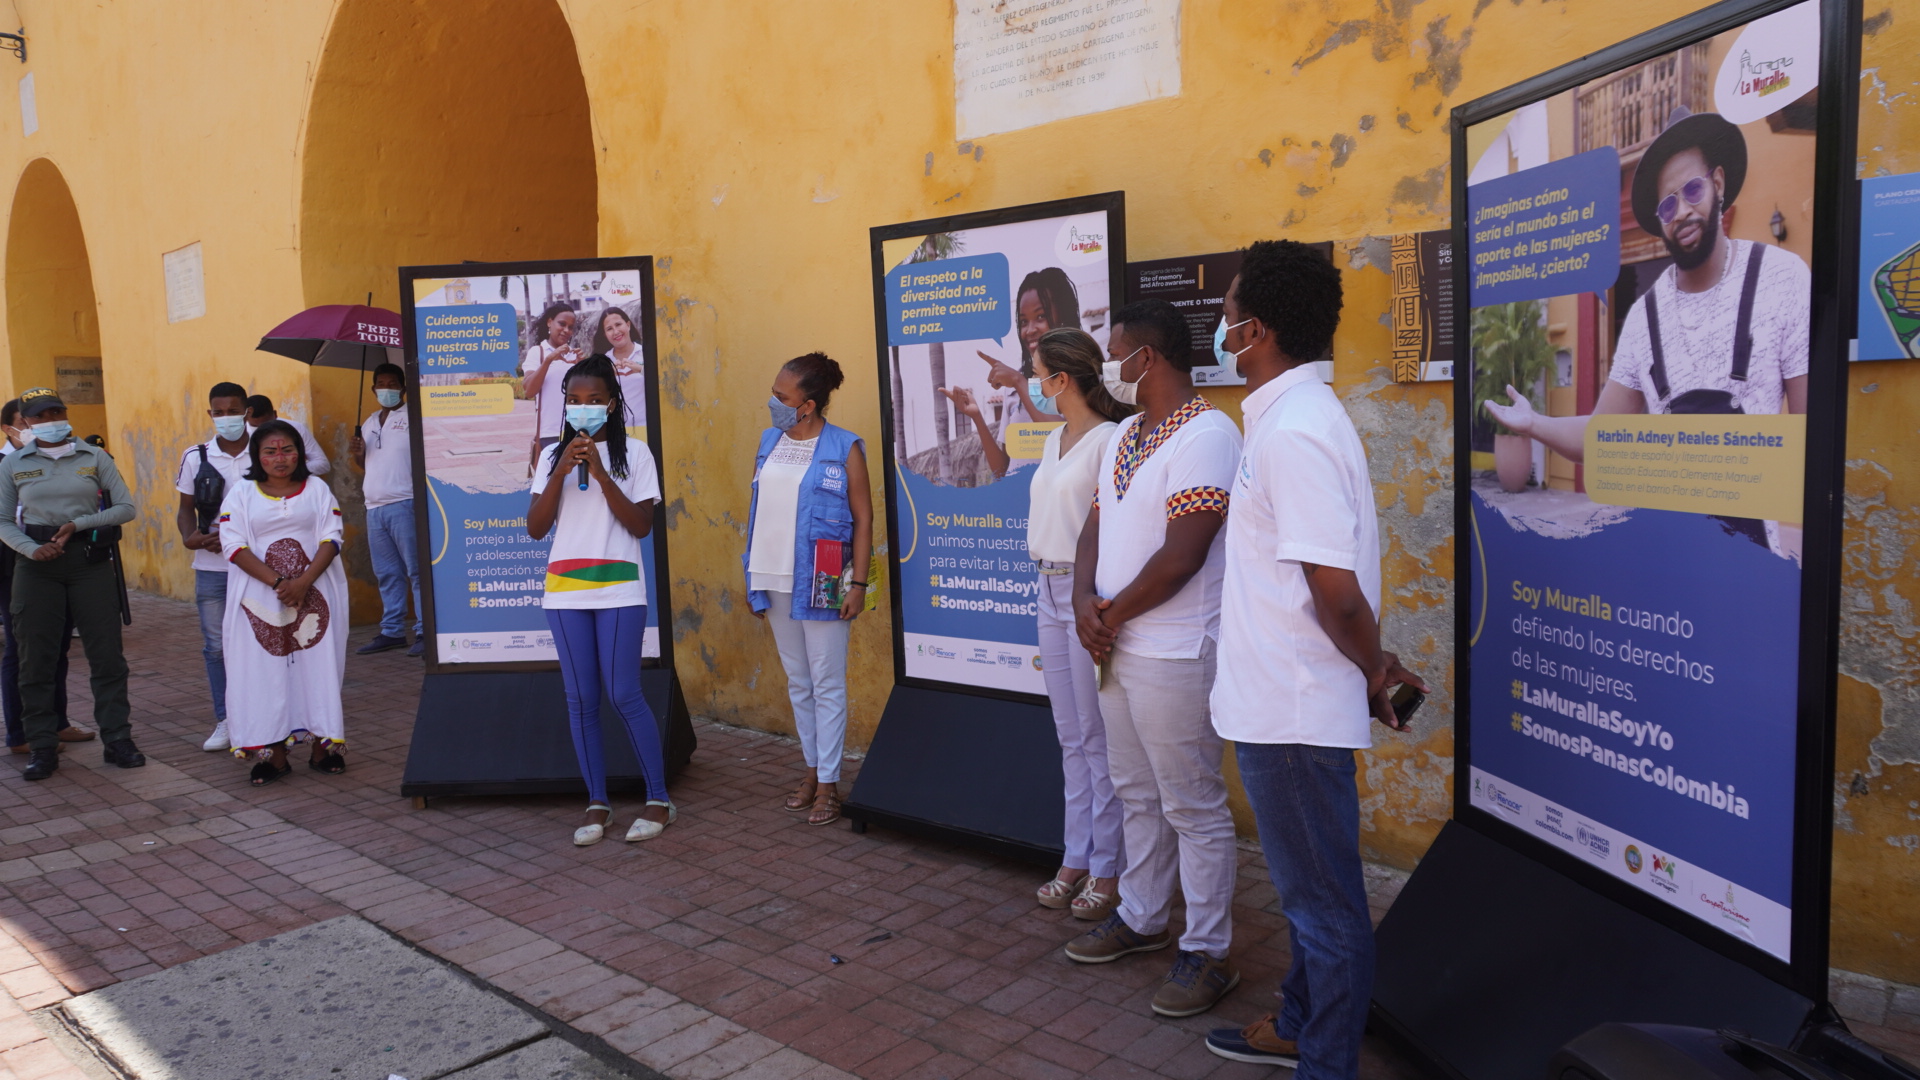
top-left (1, 554), bottom-right (70, 746)
top-left (367, 500), bottom-right (422, 638)
top-left (195, 569), bottom-right (228, 721)
top-left (546, 605), bottom-right (667, 804)
top-left (1235, 742), bottom-right (1373, 1080)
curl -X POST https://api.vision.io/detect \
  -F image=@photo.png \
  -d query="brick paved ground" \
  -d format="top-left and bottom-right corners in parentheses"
top-left (0, 590), bottom-right (1912, 1080)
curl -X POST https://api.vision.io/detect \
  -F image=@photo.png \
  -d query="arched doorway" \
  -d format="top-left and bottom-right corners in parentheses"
top-left (5, 160), bottom-right (107, 443)
top-left (300, 0), bottom-right (596, 617)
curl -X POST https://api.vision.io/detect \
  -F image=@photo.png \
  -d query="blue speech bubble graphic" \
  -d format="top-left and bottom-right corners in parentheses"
top-left (885, 253), bottom-right (1011, 347)
top-left (1468, 147), bottom-right (1622, 307)
top-left (415, 303), bottom-right (521, 373)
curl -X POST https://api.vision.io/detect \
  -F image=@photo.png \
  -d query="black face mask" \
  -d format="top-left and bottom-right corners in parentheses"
top-left (1663, 192), bottom-right (1722, 271)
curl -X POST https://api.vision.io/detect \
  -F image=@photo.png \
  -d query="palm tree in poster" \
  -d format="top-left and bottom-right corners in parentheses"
top-left (1471, 300), bottom-right (1555, 492)
top-left (910, 233), bottom-right (964, 484)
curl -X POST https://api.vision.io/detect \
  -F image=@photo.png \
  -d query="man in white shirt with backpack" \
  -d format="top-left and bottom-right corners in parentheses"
top-left (174, 382), bottom-right (253, 752)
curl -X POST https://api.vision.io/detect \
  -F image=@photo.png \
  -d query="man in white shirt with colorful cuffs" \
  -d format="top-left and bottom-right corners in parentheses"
top-left (349, 363), bottom-right (423, 657)
top-left (1065, 300), bottom-right (1244, 1020)
top-left (1201, 240), bottom-right (1427, 1076)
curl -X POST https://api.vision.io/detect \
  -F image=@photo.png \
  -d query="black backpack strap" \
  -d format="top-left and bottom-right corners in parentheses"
top-left (1644, 289), bottom-right (1670, 403)
top-left (1731, 243), bottom-right (1764, 383)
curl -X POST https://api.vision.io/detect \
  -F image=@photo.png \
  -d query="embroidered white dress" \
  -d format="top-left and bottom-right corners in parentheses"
top-left (218, 480), bottom-right (349, 756)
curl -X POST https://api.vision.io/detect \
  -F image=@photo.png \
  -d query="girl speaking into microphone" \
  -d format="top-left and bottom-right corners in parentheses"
top-left (527, 355), bottom-right (672, 846)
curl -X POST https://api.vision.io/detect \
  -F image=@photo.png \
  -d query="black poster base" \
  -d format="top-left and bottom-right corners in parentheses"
top-left (1372, 821), bottom-right (1815, 1080)
top-left (844, 685), bottom-right (1064, 864)
top-left (400, 667), bottom-right (695, 798)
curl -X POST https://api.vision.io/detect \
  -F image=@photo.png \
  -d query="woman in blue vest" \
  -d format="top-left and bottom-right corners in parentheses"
top-left (745, 352), bottom-right (872, 827)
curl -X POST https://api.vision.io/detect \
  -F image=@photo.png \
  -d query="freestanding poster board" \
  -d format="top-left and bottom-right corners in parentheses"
top-left (1373, 0), bottom-right (1870, 1073)
top-left (845, 194), bottom-right (1125, 859)
top-left (398, 257), bottom-right (693, 798)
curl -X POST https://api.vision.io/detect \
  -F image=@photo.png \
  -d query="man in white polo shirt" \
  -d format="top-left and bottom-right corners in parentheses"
top-left (174, 381), bottom-right (254, 752)
top-left (1065, 299), bottom-right (1243, 1019)
top-left (1201, 240), bottom-right (1426, 1076)
top-left (349, 363), bottom-right (423, 656)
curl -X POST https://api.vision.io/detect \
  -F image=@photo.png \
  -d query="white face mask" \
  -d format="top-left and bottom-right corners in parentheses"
top-left (1101, 347), bottom-right (1146, 406)
top-left (1214, 317), bottom-right (1256, 380)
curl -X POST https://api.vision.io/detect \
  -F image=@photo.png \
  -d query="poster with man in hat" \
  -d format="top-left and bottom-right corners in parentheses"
top-left (1459, 0), bottom-right (1825, 966)
top-left (1483, 104), bottom-right (1813, 555)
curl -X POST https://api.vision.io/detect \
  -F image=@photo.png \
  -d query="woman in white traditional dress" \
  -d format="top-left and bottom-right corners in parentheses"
top-left (218, 420), bottom-right (349, 785)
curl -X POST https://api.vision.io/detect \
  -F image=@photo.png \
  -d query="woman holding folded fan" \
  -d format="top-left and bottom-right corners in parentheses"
top-left (528, 356), bottom-right (671, 847)
top-left (744, 352), bottom-right (872, 827)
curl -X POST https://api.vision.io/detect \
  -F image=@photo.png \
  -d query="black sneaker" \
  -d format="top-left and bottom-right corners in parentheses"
top-left (356, 634), bottom-right (407, 655)
top-left (102, 739), bottom-right (146, 769)
top-left (22, 748), bottom-right (57, 781)
top-left (407, 639), bottom-right (425, 657)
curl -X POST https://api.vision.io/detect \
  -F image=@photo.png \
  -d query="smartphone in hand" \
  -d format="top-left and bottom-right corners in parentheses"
top-left (1390, 683), bottom-right (1425, 727)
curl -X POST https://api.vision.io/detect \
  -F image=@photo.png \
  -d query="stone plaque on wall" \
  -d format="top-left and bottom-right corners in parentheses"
top-left (953, 0), bottom-right (1182, 140)
top-left (55, 357), bottom-right (104, 405)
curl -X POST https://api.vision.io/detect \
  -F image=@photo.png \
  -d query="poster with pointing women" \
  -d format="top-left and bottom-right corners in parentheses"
top-left (402, 258), bottom-right (669, 672)
top-left (871, 194), bottom-right (1125, 699)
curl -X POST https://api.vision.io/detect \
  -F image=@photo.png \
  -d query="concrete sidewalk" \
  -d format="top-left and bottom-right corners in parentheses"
top-left (0, 589), bottom-right (1912, 1079)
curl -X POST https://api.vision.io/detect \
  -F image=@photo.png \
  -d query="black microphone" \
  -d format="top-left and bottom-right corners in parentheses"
top-left (577, 454), bottom-right (590, 491)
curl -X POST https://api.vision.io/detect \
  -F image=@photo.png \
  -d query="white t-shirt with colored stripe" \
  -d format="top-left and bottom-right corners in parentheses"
top-left (531, 439), bottom-right (661, 610)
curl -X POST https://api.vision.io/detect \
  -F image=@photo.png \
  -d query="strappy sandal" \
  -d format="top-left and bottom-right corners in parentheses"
top-left (1037, 873), bottom-right (1088, 910)
top-left (782, 779), bottom-right (817, 812)
top-left (249, 760), bottom-right (291, 786)
top-left (624, 800), bottom-right (676, 842)
top-left (573, 804), bottom-right (613, 847)
top-left (1070, 878), bottom-right (1120, 921)
top-left (806, 788), bottom-right (842, 827)
top-left (307, 752), bottom-right (345, 775)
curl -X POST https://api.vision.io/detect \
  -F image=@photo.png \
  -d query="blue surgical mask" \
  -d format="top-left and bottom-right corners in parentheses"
top-left (564, 404), bottom-right (609, 435)
top-left (213, 415), bottom-right (247, 441)
top-left (1026, 376), bottom-right (1061, 416)
top-left (374, 388), bottom-right (403, 409)
top-left (30, 421), bottom-right (71, 445)
top-left (1214, 317), bottom-right (1255, 379)
top-left (768, 396), bottom-right (800, 432)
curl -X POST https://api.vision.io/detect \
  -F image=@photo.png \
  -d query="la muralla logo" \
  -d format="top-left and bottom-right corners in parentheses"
top-left (1067, 227), bottom-right (1103, 254)
top-left (1736, 49), bottom-right (1792, 98)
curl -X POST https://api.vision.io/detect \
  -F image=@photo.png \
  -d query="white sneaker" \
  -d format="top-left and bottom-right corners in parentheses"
top-left (201, 720), bottom-right (230, 752)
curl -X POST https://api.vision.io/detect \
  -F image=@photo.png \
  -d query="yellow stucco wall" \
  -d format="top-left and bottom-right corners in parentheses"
top-left (0, 0), bottom-right (1913, 981)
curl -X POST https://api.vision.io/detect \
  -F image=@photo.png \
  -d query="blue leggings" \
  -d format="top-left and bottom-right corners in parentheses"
top-left (545, 605), bottom-right (667, 804)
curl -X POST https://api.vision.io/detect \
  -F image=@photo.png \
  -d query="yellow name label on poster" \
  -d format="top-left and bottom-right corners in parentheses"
top-left (422, 384), bottom-right (515, 418)
top-left (1006, 421), bottom-right (1063, 460)
top-left (1584, 414), bottom-right (1804, 524)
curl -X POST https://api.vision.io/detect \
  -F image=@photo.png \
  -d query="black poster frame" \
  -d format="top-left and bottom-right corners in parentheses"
top-left (868, 192), bottom-right (1127, 708)
top-left (1449, 0), bottom-right (1859, 1001)
top-left (399, 256), bottom-right (672, 676)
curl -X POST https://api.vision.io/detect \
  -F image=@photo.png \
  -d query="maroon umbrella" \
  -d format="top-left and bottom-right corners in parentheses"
top-left (256, 303), bottom-right (402, 367)
top-left (256, 300), bottom-right (403, 417)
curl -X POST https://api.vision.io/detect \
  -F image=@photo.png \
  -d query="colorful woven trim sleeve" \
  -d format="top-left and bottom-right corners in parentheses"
top-left (1166, 485), bottom-right (1230, 521)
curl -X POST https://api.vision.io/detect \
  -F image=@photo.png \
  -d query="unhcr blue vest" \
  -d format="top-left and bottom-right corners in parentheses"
top-left (743, 421), bottom-right (863, 621)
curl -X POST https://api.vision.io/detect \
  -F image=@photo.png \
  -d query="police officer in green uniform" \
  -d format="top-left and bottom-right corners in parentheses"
top-left (0, 388), bottom-right (142, 781)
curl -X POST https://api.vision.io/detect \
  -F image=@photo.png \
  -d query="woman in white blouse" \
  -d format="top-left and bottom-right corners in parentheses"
top-left (1026, 328), bottom-right (1134, 920)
